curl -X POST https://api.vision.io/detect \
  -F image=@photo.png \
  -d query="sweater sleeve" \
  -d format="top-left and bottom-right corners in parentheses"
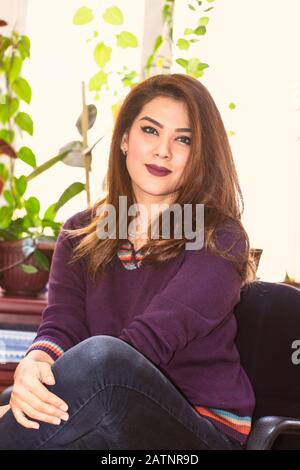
top-left (118, 225), bottom-right (246, 367)
top-left (25, 210), bottom-right (91, 362)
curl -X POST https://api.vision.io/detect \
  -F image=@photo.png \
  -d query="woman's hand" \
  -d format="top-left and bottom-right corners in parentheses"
top-left (10, 356), bottom-right (69, 429)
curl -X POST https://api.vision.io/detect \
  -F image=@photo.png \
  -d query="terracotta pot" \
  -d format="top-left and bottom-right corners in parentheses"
top-left (0, 238), bottom-right (56, 297)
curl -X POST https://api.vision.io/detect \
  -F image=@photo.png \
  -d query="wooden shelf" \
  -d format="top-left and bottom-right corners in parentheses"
top-left (0, 290), bottom-right (46, 392)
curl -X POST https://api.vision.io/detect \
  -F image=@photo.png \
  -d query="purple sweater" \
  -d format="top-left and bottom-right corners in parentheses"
top-left (26, 209), bottom-right (256, 445)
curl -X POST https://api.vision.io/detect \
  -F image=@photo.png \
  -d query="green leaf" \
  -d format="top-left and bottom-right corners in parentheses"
top-left (73, 6), bottom-right (94, 25)
top-left (14, 175), bottom-right (27, 197)
top-left (103, 6), bottom-right (123, 25)
top-left (188, 4), bottom-right (196, 11)
top-left (153, 35), bottom-right (163, 53)
top-left (0, 229), bottom-right (18, 241)
top-left (0, 206), bottom-right (13, 229)
top-left (145, 53), bottom-right (155, 75)
top-left (54, 182), bottom-right (85, 212)
top-left (184, 28), bottom-right (194, 35)
top-left (17, 146), bottom-right (37, 168)
top-left (186, 58), bottom-right (209, 78)
top-left (194, 25), bottom-right (206, 35)
top-left (8, 218), bottom-right (26, 238)
top-left (12, 77), bottom-right (32, 104)
top-left (20, 263), bottom-right (39, 274)
top-left (25, 196), bottom-right (40, 214)
top-left (0, 104), bottom-right (9, 124)
top-left (162, 4), bottom-right (171, 22)
top-left (122, 70), bottom-right (137, 88)
top-left (0, 163), bottom-right (9, 182)
top-left (33, 249), bottom-right (50, 271)
top-left (22, 214), bottom-right (34, 230)
top-left (177, 38), bottom-right (190, 50)
top-left (43, 203), bottom-right (57, 221)
top-left (0, 96), bottom-right (19, 124)
top-left (88, 70), bottom-right (108, 92)
top-left (0, 130), bottom-right (14, 143)
top-left (175, 58), bottom-right (188, 68)
top-left (198, 17), bottom-right (209, 26)
top-left (116, 32), bottom-right (138, 48)
top-left (93, 42), bottom-right (112, 68)
top-left (18, 35), bottom-right (30, 60)
top-left (7, 97), bottom-right (19, 118)
top-left (42, 219), bottom-right (62, 233)
top-left (0, 36), bottom-right (10, 57)
top-left (9, 55), bottom-right (22, 83)
top-left (15, 112), bottom-right (34, 135)
top-left (3, 190), bottom-right (14, 206)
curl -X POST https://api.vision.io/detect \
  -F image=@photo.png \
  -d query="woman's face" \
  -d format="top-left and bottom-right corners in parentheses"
top-left (120, 96), bottom-right (192, 205)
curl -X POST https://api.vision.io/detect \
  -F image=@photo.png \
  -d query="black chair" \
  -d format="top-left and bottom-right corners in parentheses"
top-left (1, 280), bottom-right (300, 449)
top-left (234, 280), bottom-right (300, 449)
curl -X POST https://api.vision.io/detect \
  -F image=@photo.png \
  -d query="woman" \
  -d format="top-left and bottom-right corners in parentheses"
top-left (0, 73), bottom-right (256, 450)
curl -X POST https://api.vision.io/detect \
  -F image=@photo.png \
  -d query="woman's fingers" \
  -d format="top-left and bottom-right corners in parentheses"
top-left (11, 385), bottom-right (69, 422)
top-left (11, 407), bottom-right (40, 430)
top-left (37, 361), bottom-right (56, 386)
top-left (11, 396), bottom-right (65, 427)
top-left (20, 375), bottom-right (68, 413)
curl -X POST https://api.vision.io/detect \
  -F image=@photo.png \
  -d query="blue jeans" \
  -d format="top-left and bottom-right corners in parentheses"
top-left (0, 336), bottom-right (244, 450)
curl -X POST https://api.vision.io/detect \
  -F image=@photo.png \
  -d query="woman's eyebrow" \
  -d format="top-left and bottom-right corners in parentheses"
top-left (139, 116), bottom-right (192, 132)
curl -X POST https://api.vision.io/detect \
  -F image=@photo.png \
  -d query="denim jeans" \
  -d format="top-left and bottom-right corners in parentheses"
top-left (0, 336), bottom-right (244, 450)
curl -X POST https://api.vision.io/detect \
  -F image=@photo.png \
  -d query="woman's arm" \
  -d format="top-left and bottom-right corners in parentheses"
top-left (25, 210), bottom-right (91, 362)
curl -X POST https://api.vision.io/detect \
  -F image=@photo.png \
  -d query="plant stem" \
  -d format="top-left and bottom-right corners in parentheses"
top-left (81, 81), bottom-right (91, 208)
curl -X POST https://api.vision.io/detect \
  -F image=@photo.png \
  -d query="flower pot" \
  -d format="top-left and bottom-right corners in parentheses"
top-left (0, 238), bottom-right (56, 297)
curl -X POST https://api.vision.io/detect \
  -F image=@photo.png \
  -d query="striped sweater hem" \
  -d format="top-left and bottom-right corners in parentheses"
top-left (193, 405), bottom-right (251, 445)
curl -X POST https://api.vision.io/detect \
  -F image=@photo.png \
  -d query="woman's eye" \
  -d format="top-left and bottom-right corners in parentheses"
top-left (141, 126), bottom-right (157, 135)
top-left (178, 136), bottom-right (191, 145)
top-left (141, 126), bottom-right (191, 145)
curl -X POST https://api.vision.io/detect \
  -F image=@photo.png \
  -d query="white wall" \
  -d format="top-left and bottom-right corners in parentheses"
top-left (3, 0), bottom-right (300, 282)
top-left (0, 0), bottom-right (28, 33)
top-left (19, 0), bottom-right (145, 220)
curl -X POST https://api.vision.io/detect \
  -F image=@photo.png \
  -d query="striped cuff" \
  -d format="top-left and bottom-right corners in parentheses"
top-left (25, 339), bottom-right (65, 362)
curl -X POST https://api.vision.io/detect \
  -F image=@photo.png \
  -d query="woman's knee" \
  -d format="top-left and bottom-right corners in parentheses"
top-left (52, 335), bottom-right (140, 380)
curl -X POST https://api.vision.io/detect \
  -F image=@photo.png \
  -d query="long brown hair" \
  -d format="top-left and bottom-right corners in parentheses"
top-left (63, 73), bottom-right (256, 286)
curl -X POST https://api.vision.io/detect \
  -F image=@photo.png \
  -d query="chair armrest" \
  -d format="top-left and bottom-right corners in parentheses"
top-left (246, 416), bottom-right (300, 450)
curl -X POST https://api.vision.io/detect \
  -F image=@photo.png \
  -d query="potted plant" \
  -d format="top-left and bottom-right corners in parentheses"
top-left (0, 21), bottom-right (102, 297)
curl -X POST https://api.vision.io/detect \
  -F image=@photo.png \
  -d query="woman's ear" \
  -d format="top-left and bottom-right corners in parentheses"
top-left (120, 132), bottom-right (128, 154)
